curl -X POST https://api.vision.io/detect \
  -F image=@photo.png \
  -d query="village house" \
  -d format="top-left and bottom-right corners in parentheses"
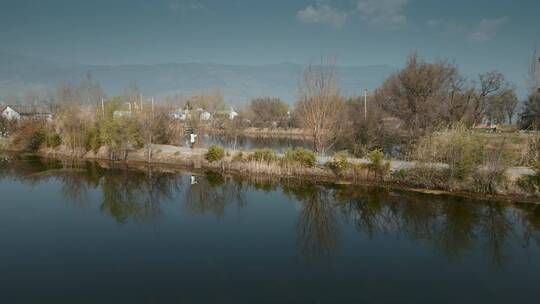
top-left (0, 105), bottom-right (53, 121)
top-left (112, 103), bottom-right (133, 119)
top-left (214, 107), bottom-right (238, 120)
top-left (168, 108), bottom-right (212, 121)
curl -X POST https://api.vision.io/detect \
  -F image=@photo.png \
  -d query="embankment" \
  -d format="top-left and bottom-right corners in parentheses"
top-left (4, 142), bottom-right (534, 204)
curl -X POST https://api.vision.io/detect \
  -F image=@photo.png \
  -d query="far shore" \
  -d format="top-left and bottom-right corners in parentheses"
top-left (207, 127), bottom-right (310, 139)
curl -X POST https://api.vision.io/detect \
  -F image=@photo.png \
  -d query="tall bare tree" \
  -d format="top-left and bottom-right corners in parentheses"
top-left (295, 60), bottom-right (345, 153)
top-left (137, 105), bottom-right (169, 162)
top-left (527, 47), bottom-right (539, 95)
top-left (521, 48), bottom-right (540, 130)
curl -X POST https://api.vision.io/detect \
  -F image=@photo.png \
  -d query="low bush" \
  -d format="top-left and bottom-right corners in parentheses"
top-left (206, 145), bottom-right (225, 162)
top-left (392, 166), bottom-right (449, 189)
top-left (472, 167), bottom-right (508, 194)
top-left (232, 151), bottom-right (244, 162)
top-left (283, 148), bottom-right (316, 167)
top-left (413, 125), bottom-right (482, 182)
top-left (517, 163), bottom-right (540, 196)
top-left (366, 149), bottom-right (391, 180)
top-left (45, 132), bottom-right (62, 148)
top-left (12, 121), bottom-right (45, 152)
top-left (326, 152), bottom-right (349, 176)
top-left (249, 148), bottom-right (277, 163)
top-left (472, 138), bottom-right (511, 194)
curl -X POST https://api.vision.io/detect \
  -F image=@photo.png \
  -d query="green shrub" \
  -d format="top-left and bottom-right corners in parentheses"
top-left (85, 128), bottom-right (101, 152)
top-left (45, 132), bottom-right (62, 148)
top-left (174, 151), bottom-right (181, 156)
top-left (391, 165), bottom-right (449, 189)
top-left (249, 148), bottom-right (277, 163)
top-left (30, 131), bottom-right (45, 152)
top-left (366, 149), bottom-right (391, 180)
top-left (414, 125), bottom-right (482, 181)
top-left (283, 148), bottom-right (316, 167)
top-left (206, 145), bottom-right (225, 162)
top-left (326, 152), bottom-right (349, 176)
top-left (232, 151), bottom-right (244, 162)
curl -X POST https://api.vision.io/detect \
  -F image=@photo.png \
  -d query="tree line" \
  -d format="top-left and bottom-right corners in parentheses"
top-left (2, 50), bottom-right (539, 158)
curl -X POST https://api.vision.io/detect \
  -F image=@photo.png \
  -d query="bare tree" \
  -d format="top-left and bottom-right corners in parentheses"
top-left (527, 47), bottom-right (539, 95)
top-left (470, 71), bottom-right (507, 124)
top-left (137, 105), bottom-right (169, 162)
top-left (377, 54), bottom-right (471, 132)
top-left (249, 97), bottom-right (289, 128)
top-left (520, 48), bottom-right (540, 130)
top-left (295, 60), bottom-right (345, 153)
top-left (187, 89), bottom-right (225, 116)
top-left (485, 86), bottom-right (518, 124)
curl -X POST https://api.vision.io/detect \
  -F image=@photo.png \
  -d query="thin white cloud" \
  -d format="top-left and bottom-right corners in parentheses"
top-left (468, 16), bottom-right (509, 43)
top-left (356, 0), bottom-right (410, 28)
top-left (297, 1), bottom-right (348, 29)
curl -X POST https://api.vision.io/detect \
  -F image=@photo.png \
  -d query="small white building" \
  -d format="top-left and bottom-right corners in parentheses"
top-left (169, 108), bottom-right (192, 121)
top-left (200, 111), bottom-right (211, 121)
top-left (0, 105), bottom-right (52, 121)
top-left (112, 103), bottom-right (133, 119)
top-left (229, 107), bottom-right (238, 120)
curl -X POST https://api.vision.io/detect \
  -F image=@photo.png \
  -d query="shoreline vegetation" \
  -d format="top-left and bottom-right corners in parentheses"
top-left (2, 136), bottom-right (539, 203)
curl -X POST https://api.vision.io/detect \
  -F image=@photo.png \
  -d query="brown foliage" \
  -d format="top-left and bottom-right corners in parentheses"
top-left (12, 120), bottom-right (46, 152)
top-left (377, 54), bottom-right (471, 132)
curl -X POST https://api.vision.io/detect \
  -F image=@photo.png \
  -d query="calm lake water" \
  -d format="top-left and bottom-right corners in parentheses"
top-left (199, 134), bottom-right (319, 154)
top-left (1, 155), bottom-right (540, 303)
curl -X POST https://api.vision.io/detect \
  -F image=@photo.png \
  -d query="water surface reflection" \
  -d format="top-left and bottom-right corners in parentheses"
top-left (1, 155), bottom-right (540, 303)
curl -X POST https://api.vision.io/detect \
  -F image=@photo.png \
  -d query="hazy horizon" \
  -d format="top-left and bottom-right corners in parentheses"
top-left (1, 0), bottom-right (539, 100)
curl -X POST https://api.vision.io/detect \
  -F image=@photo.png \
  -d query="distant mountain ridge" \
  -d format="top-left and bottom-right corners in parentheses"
top-left (0, 52), bottom-right (396, 104)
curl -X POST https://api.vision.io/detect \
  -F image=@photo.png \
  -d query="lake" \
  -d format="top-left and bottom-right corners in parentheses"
top-left (1, 155), bottom-right (539, 303)
top-left (197, 134), bottom-right (319, 154)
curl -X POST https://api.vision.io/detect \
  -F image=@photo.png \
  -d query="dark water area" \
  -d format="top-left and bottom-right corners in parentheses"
top-left (1, 155), bottom-right (540, 303)
top-left (198, 134), bottom-right (321, 154)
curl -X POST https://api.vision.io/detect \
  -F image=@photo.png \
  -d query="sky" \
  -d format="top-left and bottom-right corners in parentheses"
top-left (0, 0), bottom-right (539, 90)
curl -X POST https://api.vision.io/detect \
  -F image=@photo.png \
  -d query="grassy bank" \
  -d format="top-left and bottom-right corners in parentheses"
top-left (3, 141), bottom-right (530, 203)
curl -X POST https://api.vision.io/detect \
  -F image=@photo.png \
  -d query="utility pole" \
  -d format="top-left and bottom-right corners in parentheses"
top-left (151, 98), bottom-right (155, 114)
top-left (363, 89), bottom-right (368, 120)
top-left (101, 98), bottom-right (105, 118)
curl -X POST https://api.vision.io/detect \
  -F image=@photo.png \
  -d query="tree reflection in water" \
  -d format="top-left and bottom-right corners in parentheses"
top-left (98, 165), bottom-right (182, 223)
top-left (186, 171), bottom-right (246, 218)
top-left (284, 182), bottom-right (338, 259)
top-left (1, 153), bottom-right (540, 265)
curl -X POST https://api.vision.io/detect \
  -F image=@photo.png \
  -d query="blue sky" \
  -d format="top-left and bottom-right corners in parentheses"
top-left (1, 0), bottom-right (539, 90)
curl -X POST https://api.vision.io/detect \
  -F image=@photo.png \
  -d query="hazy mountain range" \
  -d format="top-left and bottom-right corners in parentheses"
top-left (0, 51), bottom-right (396, 104)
